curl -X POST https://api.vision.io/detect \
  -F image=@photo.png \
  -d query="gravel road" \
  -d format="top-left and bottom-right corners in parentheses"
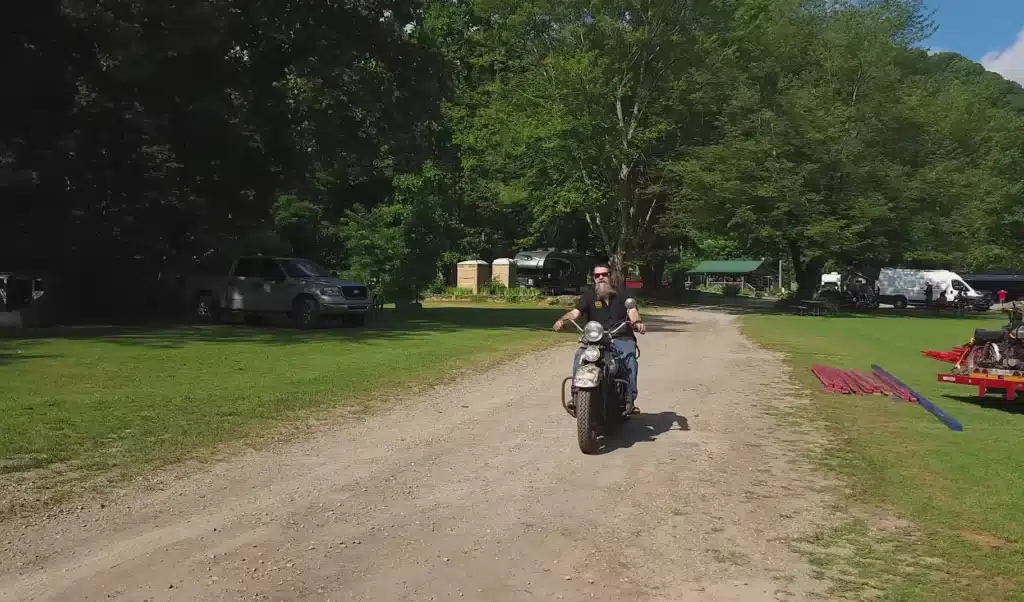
top-left (0, 308), bottom-right (835, 601)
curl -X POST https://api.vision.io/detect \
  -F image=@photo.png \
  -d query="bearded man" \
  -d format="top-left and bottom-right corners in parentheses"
top-left (553, 263), bottom-right (646, 415)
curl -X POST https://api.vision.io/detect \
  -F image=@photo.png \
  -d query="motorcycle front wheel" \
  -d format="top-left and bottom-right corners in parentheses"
top-left (573, 389), bottom-right (600, 454)
top-left (964, 345), bottom-right (990, 373)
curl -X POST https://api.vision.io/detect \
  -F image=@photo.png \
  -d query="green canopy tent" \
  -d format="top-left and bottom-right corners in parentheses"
top-left (684, 260), bottom-right (777, 291)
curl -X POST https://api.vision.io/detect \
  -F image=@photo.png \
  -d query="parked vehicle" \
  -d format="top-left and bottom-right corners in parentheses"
top-left (0, 273), bottom-right (44, 313)
top-left (559, 298), bottom-right (639, 454)
top-left (816, 271), bottom-right (879, 312)
top-left (821, 272), bottom-right (842, 287)
top-left (513, 249), bottom-right (596, 295)
top-left (192, 256), bottom-right (373, 328)
top-left (875, 268), bottom-right (990, 311)
top-left (965, 290), bottom-right (993, 313)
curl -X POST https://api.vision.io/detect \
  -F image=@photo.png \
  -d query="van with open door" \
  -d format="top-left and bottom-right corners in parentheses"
top-left (876, 268), bottom-right (990, 310)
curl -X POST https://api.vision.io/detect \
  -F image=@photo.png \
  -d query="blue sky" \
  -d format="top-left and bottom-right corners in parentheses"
top-left (924, 0), bottom-right (1024, 83)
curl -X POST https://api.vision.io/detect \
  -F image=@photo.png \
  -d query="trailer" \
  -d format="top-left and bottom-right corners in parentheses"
top-left (512, 249), bottom-right (597, 295)
top-left (937, 372), bottom-right (1024, 401)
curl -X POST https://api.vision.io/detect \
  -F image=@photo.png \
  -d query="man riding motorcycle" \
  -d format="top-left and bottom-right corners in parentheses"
top-left (553, 263), bottom-right (646, 414)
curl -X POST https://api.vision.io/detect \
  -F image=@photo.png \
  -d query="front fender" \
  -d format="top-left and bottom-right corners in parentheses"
top-left (573, 363), bottom-right (602, 389)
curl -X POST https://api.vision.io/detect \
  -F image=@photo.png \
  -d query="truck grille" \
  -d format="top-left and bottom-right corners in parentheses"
top-left (342, 286), bottom-right (368, 299)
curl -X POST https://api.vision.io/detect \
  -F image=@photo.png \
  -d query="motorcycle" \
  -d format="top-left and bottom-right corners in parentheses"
top-left (814, 283), bottom-right (878, 313)
top-left (948, 289), bottom-right (970, 315)
top-left (851, 289), bottom-right (879, 312)
top-left (559, 298), bottom-right (640, 454)
top-left (960, 302), bottom-right (1024, 374)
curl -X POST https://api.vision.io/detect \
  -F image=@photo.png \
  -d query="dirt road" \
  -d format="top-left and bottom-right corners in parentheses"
top-left (0, 309), bottom-right (835, 601)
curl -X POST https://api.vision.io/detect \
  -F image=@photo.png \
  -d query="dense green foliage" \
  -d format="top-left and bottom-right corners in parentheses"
top-left (5, 0), bottom-right (1023, 313)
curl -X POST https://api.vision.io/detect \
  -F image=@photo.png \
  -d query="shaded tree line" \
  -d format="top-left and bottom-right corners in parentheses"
top-left (3, 0), bottom-right (1023, 317)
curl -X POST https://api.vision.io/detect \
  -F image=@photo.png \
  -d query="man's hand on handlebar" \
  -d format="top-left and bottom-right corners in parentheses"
top-left (633, 321), bottom-right (646, 335)
top-left (554, 309), bottom-right (581, 332)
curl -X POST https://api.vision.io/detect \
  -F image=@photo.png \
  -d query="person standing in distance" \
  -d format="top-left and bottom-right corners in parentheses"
top-left (553, 263), bottom-right (645, 414)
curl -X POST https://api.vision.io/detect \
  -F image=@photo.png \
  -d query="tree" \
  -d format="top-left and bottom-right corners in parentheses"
top-left (896, 52), bottom-right (1024, 272)
top-left (2, 0), bottom-right (451, 317)
top-left (448, 0), bottom-right (731, 277)
top-left (338, 161), bottom-right (460, 302)
top-left (666, 0), bottom-right (942, 293)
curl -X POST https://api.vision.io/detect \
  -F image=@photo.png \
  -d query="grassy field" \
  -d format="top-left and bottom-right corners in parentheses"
top-left (742, 310), bottom-right (1024, 601)
top-left (0, 303), bottom-right (571, 517)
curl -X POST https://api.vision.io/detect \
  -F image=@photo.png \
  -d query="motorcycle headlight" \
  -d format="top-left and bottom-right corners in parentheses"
top-left (320, 286), bottom-right (341, 296)
top-left (583, 321), bottom-right (604, 343)
top-left (582, 345), bottom-right (601, 362)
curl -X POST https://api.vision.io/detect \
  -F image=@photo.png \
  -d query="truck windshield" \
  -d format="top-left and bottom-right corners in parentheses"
top-left (280, 259), bottom-right (333, 279)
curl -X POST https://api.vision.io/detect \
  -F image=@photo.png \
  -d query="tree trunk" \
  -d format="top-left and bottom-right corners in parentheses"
top-left (640, 258), bottom-right (666, 294)
top-left (789, 242), bottom-right (825, 297)
top-left (608, 251), bottom-right (626, 289)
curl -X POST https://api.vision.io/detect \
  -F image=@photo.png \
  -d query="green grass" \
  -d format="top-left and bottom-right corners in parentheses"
top-left (0, 304), bottom-right (571, 517)
top-left (742, 311), bottom-right (1024, 601)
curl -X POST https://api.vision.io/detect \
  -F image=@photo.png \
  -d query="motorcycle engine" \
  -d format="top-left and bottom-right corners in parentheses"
top-left (977, 341), bottom-right (1024, 370)
top-left (1001, 343), bottom-right (1024, 369)
top-left (606, 354), bottom-right (620, 376)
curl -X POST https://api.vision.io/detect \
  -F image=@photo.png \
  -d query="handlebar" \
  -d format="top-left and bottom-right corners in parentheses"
top-left (566, 319), bottom-right (635, 336)
top-left (610, 321), bottom-right (631, 335)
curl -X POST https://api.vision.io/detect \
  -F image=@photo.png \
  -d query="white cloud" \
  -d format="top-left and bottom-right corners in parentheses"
top-left (981, 28), bottom-right (1024, 85)
top-left (926, 46), bottom-right (947, 56)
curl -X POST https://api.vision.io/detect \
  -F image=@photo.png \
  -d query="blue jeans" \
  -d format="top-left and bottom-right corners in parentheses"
top-left (571, 338), bottom-right (639, 402)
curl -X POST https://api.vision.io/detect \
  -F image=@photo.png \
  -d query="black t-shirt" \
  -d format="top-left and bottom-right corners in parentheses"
top-left (576, 289), bottom-right (634, 340)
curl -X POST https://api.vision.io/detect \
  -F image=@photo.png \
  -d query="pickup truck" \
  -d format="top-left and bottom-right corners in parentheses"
top-left (194, 256), bottom-right (373, 327)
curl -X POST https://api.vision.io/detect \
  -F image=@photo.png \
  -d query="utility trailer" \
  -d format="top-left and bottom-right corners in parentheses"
top-left (938, 371), bottom-right (1024, 402)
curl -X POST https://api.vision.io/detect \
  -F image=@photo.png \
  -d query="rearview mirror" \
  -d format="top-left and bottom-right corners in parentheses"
top-left (624, 298), bottom-right (636, 310)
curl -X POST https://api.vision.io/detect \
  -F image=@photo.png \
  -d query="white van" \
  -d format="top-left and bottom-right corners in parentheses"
top-left (875, 268), bottom-right (989, 309)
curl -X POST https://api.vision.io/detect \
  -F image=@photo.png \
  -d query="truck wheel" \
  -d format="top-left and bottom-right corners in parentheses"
top-left (893, 296), bottom-right (908, 309)
top-left (292, 297), bottom-right (320, 329)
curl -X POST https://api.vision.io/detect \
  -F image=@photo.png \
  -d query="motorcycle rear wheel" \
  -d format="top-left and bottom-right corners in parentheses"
top-left (574, 389), bottom-right (599, 454)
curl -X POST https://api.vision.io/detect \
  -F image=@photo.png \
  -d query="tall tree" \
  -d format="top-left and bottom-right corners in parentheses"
top-left (448, 0), bottom-right (731, 275)
top-left (2, 0), bottom-right (449, 315)
top-left (897, 52), bottom-right (1024, 272)
top-left (666, 0), bottom-right (941, 292)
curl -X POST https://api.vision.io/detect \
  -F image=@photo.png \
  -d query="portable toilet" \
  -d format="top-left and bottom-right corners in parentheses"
top-left (456, 260), bottom-right (491, 294)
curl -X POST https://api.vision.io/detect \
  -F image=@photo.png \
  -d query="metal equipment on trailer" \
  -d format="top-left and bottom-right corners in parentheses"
top-left (925, 302), bottom-right (1024, 403)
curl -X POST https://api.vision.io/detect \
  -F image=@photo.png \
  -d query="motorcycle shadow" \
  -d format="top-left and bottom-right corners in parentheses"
top-left (594, 411), bottom-right (690, 455)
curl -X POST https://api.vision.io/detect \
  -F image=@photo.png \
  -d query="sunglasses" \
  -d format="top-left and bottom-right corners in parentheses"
top-left (593, 272), bottom-right (610, 279)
